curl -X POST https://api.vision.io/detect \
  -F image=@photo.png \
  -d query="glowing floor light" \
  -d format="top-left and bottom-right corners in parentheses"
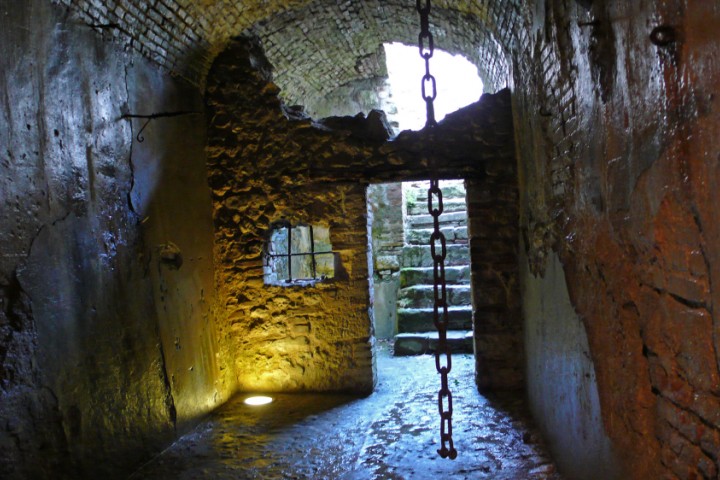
top-left (244, 395), bottom-right (273, 406)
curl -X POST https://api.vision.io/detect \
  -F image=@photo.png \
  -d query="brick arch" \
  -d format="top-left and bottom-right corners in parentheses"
top-left (248, 1), bottom-right (513, 106)
top-left (57, 0), bottom-right (526, 89)
top-left (204, 33), bottom-right (519, 395)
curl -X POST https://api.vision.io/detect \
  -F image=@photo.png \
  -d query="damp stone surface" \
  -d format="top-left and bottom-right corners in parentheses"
top-left (130, 343), bottom-right (560, 479)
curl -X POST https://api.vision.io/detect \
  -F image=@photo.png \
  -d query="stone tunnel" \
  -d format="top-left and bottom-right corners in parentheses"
top-left (1, 0), bottom-right (719, 479)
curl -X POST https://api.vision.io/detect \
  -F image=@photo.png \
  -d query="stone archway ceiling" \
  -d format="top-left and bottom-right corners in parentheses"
top-left (248, 1), bottom-right (510, 107)
top-left (54, 0), bottom-right (521, 95)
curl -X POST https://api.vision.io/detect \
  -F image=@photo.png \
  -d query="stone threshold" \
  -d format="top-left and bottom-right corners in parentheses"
top-left (393, 330), bottom-right (473, 356)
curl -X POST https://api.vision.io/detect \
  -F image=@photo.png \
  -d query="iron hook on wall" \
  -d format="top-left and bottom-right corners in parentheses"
top-left (120, 111), bottom-right (201, 142)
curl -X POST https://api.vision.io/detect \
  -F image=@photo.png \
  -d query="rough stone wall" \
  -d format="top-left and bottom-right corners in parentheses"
top-left (206, 37), bottom-right (378, 394)
top-left (368, 184), bottom-right (405, 270)
top-left (465, 138), bottom-right (522, 390)
top-left (205, 36), bottom-right (517, 394)
top-left (0, 1), bottom-right (221, 478)
top-left (514, 0), bottom-right (720, 478)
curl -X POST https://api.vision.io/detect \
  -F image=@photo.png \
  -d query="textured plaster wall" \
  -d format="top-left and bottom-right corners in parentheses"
top-left (125, 60), bottom-right (223, 427)
top-left (522, 252), bottom-right (620, 479)
top-left (0, 1), bottom-right (221, 478)
top-left (515, 1), bottom-right (720, 478)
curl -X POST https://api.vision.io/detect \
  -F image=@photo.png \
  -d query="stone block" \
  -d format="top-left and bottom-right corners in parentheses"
top-left (474, 332), bottom-right (523, 362)
top-left (407, 197), bottom-right (467, 215)
top-left (471, 285), bottom-right (506, 308)
top-left (400, 245), bottom-right (470, 268)
top-left (407, 211), bottom-right (468, 229)
top-left (427, 330), bottom-right (474, 353)
top-left (375, 255), bottom-right (399, 272)
top-left (400, 266), bottom-right (471, 286)
top-left (406, 226), bottom-right (468, 245)
top-left (397, 285), bottom-right (472, 309)
top-left (394, 331), bottom-right (473, 356)
top-left (414, 184), bottom-right (466, 201)
top-left (397, 306), bottom-right (473, 332)
top-left (393, 334), bottom-right (429, 356)
top-left (476, 364), bottom-right (524, 391)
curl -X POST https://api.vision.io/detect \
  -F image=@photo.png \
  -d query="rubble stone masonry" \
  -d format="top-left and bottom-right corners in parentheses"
top-left (205, 36), bottom-right (518, 395)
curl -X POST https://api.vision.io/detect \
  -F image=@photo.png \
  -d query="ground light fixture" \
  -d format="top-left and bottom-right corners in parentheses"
top-left (243, 395), bottom-right (274, 406)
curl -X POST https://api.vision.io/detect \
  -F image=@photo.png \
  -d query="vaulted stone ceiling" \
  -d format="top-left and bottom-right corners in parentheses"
top-left (53, 0), bottom-right (522, 103)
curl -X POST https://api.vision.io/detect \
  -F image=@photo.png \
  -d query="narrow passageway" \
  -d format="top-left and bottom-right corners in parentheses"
top-left (131, 343), bottom-right (561, 479)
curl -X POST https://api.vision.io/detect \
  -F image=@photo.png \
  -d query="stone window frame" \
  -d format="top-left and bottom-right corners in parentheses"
top-left (263, 221), bottom-right (335, 286)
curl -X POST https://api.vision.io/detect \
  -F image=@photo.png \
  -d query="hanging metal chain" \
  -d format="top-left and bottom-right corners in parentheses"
top-left (417, 0), bottom-right (437, 129)
top-left (417, 0), bottom-right (457, 460)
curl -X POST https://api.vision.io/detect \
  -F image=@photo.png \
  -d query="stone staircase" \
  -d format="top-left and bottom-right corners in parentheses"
top-left (394, 181), bottom-right (474, 355)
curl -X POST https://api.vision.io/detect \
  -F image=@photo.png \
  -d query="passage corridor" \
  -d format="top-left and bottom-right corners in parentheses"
top-left (130, 343), bottom-right (562, 479)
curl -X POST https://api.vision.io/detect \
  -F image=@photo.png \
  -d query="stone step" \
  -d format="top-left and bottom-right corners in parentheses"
top-left (400, 265), bottom-right (470, 287)
top-left (400, 245), bottom-right (469, 268)
top-left (407, 197), bottom-right (467, 216)
top-left (406, 211), bottom-right (467, 229)
top-left (412, 184), bottom-right (466, 201)
top-left (406, 226), bottom-right (468, 245)
top-left (397, 306), bottom-right (473, 332)
top-left (398, 285), bottom-right (472, 309)
top-left (394, 330), bottom-right (473, 356)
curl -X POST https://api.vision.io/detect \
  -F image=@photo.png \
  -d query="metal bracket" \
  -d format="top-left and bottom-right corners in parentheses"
top-left (121, 111), bottom-right (201, 142)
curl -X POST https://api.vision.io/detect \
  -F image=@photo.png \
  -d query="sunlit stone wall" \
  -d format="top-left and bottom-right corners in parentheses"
top-left (205, 37), bottom-right (379, 394)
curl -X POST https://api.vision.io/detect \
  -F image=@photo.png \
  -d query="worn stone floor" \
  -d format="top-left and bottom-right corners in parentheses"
top-left (130, 342), bottom-right (562, 479)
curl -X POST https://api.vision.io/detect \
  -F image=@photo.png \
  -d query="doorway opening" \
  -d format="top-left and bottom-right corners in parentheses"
top-left (368, 180), bottom-right (473, 354)
top-left (367, 42), bottom-right (481, 354)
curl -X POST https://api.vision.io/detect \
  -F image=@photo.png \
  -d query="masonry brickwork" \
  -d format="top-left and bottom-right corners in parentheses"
top-left (52, 0), bottom-right (517, 93)
top-left (512, 2), bottom-right (720, 478)
top-left (4, 1), bottom-right (719, 478)
top-left (205, 35), bottom-right (518, 395)
top-left (206, 37), bottom-right (377, 393)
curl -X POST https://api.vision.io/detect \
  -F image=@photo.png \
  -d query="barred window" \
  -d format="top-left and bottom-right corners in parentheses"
top-left (264, 223), bottom-right (335, 286)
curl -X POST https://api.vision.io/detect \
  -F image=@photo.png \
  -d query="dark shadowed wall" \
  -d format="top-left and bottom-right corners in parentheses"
top-left (0, 1), bottom-right (222, 478)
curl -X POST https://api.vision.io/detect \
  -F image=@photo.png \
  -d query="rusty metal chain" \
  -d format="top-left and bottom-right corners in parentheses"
top-left (417, 0), bottom-right (437, 129)
top-left (417, 0), bottom-right (456, 460)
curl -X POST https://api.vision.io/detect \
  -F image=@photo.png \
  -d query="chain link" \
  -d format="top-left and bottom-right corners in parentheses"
top-left (417, 0), bottom-right (437, 129)
top-left (417, 0), bottom-right (456, 460)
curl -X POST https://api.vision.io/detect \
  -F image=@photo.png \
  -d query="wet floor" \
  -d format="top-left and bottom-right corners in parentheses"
top-left (130, 342), bottom-right (562, 479)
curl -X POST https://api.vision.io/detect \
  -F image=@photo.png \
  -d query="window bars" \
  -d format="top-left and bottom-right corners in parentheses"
top-left (264, 224), bottom-right (334, 284)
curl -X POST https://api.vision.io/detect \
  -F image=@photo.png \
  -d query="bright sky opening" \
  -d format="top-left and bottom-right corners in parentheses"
top-left (384, 42), bottom-right (484, 132)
